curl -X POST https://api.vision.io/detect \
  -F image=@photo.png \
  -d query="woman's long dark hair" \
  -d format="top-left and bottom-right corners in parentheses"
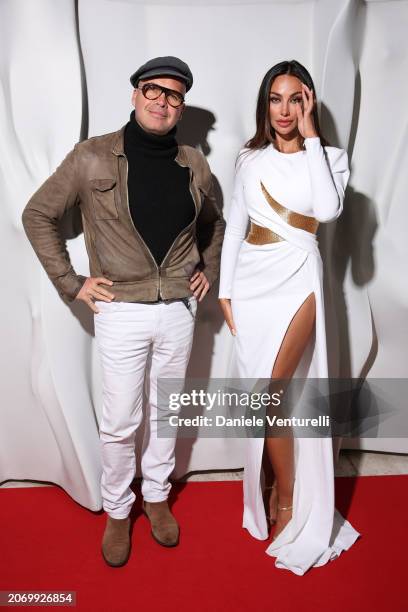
top-left (245, 60), bottom-right (328, 150)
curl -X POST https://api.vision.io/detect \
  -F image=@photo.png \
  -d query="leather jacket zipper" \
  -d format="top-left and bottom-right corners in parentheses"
top-left (122, 154), bottom-right (198, 300)
top-left (159, 166), bottom-right (197, 268)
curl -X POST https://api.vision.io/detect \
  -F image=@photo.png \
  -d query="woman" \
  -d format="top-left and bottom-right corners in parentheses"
top-left (218, 60), bottom-right (360, 575)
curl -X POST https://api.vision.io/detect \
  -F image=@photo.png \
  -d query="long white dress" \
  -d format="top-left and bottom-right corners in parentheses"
top-left (218, 137), bottom-right (360, 575)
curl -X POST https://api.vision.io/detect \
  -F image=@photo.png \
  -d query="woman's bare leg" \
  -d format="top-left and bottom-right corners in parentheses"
top-left (265, 292), bottom-right (316, 538)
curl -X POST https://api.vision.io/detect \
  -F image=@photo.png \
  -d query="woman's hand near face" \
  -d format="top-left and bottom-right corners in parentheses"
top-left (296, 83), bottom-right (318, 139)
top-left (219, 298), bottom-right (237, 336)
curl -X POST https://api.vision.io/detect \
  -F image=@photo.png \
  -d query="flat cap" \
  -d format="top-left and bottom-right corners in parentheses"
top-left (130, 56), bottom-right (193, 92)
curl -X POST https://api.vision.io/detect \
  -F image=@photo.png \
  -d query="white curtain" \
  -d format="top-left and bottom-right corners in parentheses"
top-left (1, 0), bottom-right (406, 511)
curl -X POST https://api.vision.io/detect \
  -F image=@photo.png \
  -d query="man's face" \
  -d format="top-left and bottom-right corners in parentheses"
top-left (131, 76), bottom-right (186, 135)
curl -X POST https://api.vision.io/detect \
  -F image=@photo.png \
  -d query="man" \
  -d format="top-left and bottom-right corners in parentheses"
top-left (22, 56), bottom-right (225, 567)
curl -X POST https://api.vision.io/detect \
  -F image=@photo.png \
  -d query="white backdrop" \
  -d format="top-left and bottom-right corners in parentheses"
top-left (1, 0), bottom-right (407, 511)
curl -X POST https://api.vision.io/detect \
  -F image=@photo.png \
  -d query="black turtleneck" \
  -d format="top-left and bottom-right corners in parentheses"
top-left (124, 111), bottom-right (195, 266)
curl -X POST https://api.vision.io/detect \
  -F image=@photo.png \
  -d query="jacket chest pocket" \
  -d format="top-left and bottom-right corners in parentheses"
top-left (90, 178), bottom-right (119, 220)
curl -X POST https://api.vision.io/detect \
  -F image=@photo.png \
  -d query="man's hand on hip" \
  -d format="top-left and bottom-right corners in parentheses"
top-left (76, 277), bottom-right (115, 313)
top-left (189, 270), bottom-right (210, 301)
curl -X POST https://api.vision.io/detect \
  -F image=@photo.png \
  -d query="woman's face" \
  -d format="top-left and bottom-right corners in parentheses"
top-left (268, 74), bottom-right (304, 137)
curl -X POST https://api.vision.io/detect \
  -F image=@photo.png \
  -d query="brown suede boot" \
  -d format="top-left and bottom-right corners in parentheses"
top-left (101, 515), bottom-right (131, 567)
top-left (143, 500), bottom-right (179, 547)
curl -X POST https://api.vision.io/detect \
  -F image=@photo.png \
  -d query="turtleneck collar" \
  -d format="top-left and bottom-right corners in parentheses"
top-left (124, 110), bottom-right (178, 159)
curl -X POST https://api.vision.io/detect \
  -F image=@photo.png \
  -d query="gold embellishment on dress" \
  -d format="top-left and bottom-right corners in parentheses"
top-left (246, 221), bottom-right (285, 245)
top-left (260, 181), bottom-right (319, 234)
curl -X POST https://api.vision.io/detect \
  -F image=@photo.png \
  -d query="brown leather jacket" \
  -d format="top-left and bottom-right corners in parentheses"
top-left (22, 126), bottom-right (225, 303)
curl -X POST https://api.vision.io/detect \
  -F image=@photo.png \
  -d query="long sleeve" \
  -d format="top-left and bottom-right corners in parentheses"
top-left (304, 136), bottom-right (350, 223)
top-left (195, 157), bottom-right (226, 286)
top-left (21, 145), bottom-right (87, 302)
top-left (218, 159), bottom-right (249, 299)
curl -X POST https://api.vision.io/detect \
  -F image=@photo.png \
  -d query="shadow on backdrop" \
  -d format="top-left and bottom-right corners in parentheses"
top-left (319, 83), bottom-right (379, 518)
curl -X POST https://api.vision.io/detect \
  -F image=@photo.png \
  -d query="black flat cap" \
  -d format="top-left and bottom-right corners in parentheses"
top-left (130, 56), bottom-right (193, 92)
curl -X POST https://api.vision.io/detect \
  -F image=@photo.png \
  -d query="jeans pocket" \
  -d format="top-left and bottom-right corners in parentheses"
top-left (188, 296), bottom-right (198, 319)
top-left (94, 299), bottom-right (122, 314)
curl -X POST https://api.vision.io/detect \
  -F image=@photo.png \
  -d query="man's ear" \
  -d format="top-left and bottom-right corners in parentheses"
top-left (131, 88), bottom-right (138, 107)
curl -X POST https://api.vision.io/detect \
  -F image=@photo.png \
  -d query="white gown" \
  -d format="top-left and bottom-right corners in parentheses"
top-left (218, 137), bottom-right (361, 575)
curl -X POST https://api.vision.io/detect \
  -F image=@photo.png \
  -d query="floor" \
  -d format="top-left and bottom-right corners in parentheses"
top-left (2, 450), bottom-right (408, 488)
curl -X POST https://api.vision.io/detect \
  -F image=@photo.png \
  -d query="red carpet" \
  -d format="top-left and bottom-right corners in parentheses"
top-left (1, 476), bottom-right (406, 611)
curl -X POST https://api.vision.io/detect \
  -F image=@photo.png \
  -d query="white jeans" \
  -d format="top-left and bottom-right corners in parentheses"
top-left (94, 297), bottom-right (197, 519)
